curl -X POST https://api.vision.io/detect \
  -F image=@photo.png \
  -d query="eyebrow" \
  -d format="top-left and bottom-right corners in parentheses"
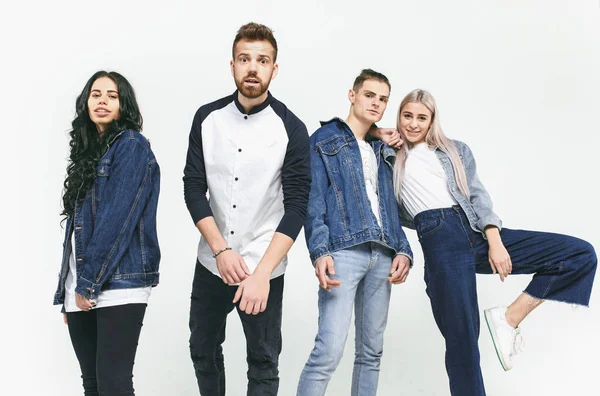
top-left (91, 89), bottom-right (119, 94)
top-left (237, 52), bottom-right (272, 60)
top-left (403, 111), bottom-right (429, 117)
top-left (363, 90), bottom-right (389, 99)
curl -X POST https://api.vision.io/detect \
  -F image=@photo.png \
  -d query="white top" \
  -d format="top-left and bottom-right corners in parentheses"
top-left (357, 139), bottom-right (381, 226)
top-left (401, 142), bottom-right (458, 218)
top-left (64, 233), bottom-right (151, 312)
top-left (194, 98), bottom-right (307, 281)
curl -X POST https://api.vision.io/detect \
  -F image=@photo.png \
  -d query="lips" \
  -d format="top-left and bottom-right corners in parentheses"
top-left (94, 107), bottom-right (110, 115)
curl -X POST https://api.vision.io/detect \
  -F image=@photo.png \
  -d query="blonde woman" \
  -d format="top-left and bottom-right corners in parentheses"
top-left (378, 89), bottom-right (596, 396)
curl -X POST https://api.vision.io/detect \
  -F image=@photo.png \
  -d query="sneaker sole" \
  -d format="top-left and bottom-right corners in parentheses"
top-left (484, 309), bottom-right (511, 371)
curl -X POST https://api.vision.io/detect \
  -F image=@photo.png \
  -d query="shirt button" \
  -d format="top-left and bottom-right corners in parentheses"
top-left (233, 205), bottom-right (237, 208)
top-left (244, 115), bottom-right (248, 120)
top-left (231, 231), bottom-right (235, 235)
top-left (235, 177), bottom-right (239, 181)
top-left (238, 148), bottom-right (242, 152)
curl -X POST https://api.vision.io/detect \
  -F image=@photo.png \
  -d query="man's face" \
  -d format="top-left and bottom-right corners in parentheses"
top-left (230, 39), bottom-right (278, 99)
top-left (349, 79), bottom-right (390, 124)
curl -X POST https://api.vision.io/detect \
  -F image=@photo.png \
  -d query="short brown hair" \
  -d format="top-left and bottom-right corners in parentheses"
top-left (352, 69), bottom-right (391, 92)
top-left (232, 22), bottom-right (278, 61)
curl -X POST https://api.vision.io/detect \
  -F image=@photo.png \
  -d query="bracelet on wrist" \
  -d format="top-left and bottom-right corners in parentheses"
top-left (213, 247), bottom-right (232, 258)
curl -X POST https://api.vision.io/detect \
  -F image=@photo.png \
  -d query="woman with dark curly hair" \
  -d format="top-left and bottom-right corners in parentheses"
top-left (53, 71), bottom-right (160, 395)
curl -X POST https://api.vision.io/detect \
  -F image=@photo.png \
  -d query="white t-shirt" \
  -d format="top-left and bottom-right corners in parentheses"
top-left (64, 233), bottom-right (151, 312)
top-left (401, 142), bottom-right (458, 219)
top-left (357, 139), bottom-right (381, 227)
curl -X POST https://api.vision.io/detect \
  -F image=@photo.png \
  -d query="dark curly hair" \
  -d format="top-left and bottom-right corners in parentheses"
top-left (61, 71), bottom-right (143, 218)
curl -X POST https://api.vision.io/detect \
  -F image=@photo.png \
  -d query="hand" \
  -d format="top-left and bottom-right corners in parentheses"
top-left (63, 313), bottom-right (68, 325)
top-left (377, 128), bottom-right (404, 149)
top-left (233, 269), bottom-right (270, 315)
top-left (488, 242), bottom-right (512, 282)
top-left (315, 256), bottom-right (342, 292)
top-left (216, 250), bottom-right (251, 284)
top-left (387, 255), bottom-right (411, 284)
top-left (75, 293), bottom-right (96, 311)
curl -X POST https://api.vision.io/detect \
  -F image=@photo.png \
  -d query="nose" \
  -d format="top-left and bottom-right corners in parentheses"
top-left (248, 59), bottom-right (258, 72)
top-left (98, 94), bottom-right (107, 105)
top-left (410, 119), bottom-right (418, 129)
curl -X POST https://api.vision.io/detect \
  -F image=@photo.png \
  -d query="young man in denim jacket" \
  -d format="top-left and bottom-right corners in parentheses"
top-left (297, 69), bottom-right (413, 396)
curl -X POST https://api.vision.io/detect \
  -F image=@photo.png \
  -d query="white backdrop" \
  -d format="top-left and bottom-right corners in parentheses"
top-left (2, 1), bottom-right (599, 395)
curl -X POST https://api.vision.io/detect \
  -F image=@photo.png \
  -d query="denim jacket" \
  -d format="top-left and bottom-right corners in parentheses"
top-left (53, 130), bottom-right (161, 305)
top-left (305, 118), bottom-right (413, 265)
top-left (383, 140), bottom-right (502, 234)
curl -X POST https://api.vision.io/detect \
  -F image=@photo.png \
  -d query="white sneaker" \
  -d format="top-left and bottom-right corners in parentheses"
top-left (484, 307), bottom-right (525, 371)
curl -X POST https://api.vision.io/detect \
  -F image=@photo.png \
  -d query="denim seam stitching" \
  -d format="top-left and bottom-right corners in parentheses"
top-left (354, 268), bottom-right (366, 394)
top-left (541, 261), bottom-right (562, 299)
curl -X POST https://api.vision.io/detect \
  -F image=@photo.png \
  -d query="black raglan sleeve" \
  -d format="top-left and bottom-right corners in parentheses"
top-left (276, 120), bottom-right (311, 240)
top-left (183, 109), bottom-right (213, 224)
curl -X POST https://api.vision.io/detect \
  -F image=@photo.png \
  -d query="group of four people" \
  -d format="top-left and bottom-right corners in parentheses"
top-left (53, 22), bottom-right (597, 396)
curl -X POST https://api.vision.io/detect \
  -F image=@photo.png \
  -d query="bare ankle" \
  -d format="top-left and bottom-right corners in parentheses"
top-left (504, 307), bottom-right (520, 328)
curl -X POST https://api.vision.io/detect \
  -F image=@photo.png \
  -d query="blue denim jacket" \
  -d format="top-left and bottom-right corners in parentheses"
top-left (383, 140), bottom-right (502, 234)
top-left (305, 118), bottom-right (413, 264)
top-left (53, 130), bottom-right (161, 305)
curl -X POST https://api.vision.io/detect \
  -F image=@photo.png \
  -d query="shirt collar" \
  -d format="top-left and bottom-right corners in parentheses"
top-left (232, 90), bottom-right (274, 115)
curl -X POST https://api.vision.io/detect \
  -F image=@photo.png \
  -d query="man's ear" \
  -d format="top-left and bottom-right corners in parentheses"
top-left (348, 89), bottom-right (356, 104)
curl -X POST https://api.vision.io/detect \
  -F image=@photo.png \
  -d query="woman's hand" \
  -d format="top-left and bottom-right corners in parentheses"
top-left (75, 293), bottom-right (96, 311)
top-left (488, 242), bottom-right (512, 281)
top-left (485, 226), bottom-right (512, 282)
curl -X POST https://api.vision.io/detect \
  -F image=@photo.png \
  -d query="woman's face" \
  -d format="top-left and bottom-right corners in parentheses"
top-left (87, 77), bottom-right (120, 134)
top-left (398, 101), bottom-right (432, 145)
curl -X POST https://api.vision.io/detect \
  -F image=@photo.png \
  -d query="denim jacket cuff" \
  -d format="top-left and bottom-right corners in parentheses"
top-left (310, 248), bottom-right (332, 266)
top-left (476, 216), bottom-right (502, 236)
top-left (74, 277), bottom-right (100, 300)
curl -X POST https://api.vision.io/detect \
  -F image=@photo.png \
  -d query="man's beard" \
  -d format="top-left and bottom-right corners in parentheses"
top-left (235, 73), bottom-right (271, 99)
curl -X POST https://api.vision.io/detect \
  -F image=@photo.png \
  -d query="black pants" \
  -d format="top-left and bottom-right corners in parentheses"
top-left (66, 303), bottom-right (147, 396)
top-left (189, 262), bottom-right (284, 396)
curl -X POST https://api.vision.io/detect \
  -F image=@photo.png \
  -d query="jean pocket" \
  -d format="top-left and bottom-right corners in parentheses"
top-left (417, 218), bottom-right (443, 239)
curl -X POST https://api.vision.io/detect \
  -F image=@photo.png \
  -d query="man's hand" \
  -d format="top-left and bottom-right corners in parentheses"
top-left (387, 255), bottom-right (410, 284)
top-left (216, 250), bottom-right (251, 284)
top-left (315, 256), bottom-right (341, 292)
top-left (233, 269), bottom-right (270, 315)
top-left (377, 128), bottom-right (404, 149)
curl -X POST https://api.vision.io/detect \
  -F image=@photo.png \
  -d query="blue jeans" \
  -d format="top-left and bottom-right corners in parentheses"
top-left (189, 262), bottom-right (284, 396)
top-left (297, 243), bottom-right (393, 396)
top-left (415, 206), bottom-right (597, 396)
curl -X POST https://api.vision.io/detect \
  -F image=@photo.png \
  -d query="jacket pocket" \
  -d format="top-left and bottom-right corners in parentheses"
top-left (94, 163), bottom-right (111, 201)
top-left (316, 136), bottom-right (349, 172)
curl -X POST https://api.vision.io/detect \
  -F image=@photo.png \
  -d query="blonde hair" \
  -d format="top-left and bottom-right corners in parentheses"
top-left (393, 89), bottom-right (470, 202)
